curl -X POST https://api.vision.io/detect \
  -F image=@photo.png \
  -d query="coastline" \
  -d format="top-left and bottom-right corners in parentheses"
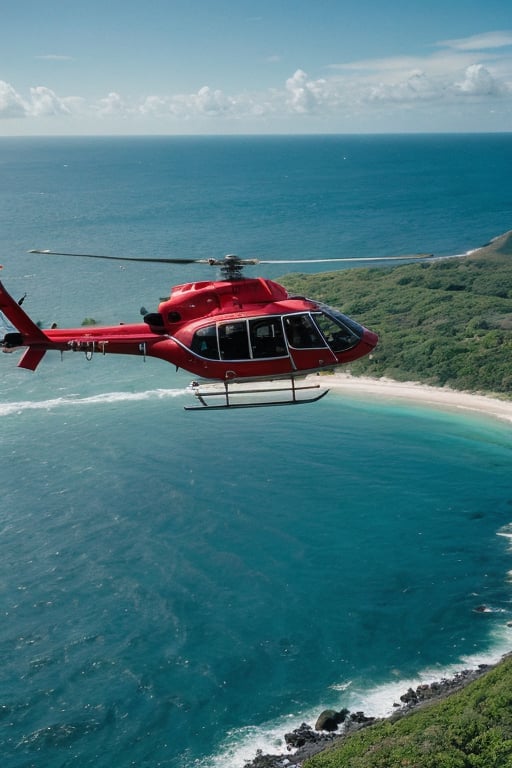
top-left (314, 373), bottom-right (512, 425)
top-left (242, 657), bottom-right (507, 768)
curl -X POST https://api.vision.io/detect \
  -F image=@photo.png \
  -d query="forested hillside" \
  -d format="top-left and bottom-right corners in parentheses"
top-left (281, 231), bottom-right (512, 396)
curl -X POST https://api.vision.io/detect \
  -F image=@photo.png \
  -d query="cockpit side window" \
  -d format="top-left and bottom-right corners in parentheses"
top-left (284, 314), bottom-right (327, 349)
top-left (313, 310), bottom-right (362, 352)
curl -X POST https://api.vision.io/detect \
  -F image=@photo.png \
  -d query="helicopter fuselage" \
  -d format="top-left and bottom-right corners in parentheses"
top-left (1, 276), bottom-right (378, 382)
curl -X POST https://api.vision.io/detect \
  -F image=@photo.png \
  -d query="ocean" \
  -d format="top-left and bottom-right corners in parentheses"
top-left (1, 134), bottom-right (511, 768)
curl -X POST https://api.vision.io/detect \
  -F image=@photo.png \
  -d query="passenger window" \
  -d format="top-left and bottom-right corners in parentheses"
top-left (191, 325), bottom-right (220, 359)
top-left (249, 318), bottom-right (287, 358)
top-left (284, 314), bottom-right (326, 348)
top-left (219, 321), bottom-right (250, 360)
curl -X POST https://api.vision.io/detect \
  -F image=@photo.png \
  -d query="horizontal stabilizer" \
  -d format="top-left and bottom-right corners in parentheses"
top-left (19, 348), bottom-right (47, 370)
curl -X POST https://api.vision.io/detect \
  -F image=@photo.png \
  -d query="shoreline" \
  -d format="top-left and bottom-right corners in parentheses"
top-left (243, 658), bottom-right (506, 768)
top-left (313, 373), bottom-right (512, 425)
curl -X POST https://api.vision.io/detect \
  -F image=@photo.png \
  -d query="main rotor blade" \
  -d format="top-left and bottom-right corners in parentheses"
top-left (255, 254), bottom-right (433, 264)
top-left (28, 250), bottom-right (433, 267)
top-left (28, 249), bottom-right (203, 264)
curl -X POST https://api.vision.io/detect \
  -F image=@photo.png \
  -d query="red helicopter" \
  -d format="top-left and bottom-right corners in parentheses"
top-left (0, 250), bottom-right (413, 409)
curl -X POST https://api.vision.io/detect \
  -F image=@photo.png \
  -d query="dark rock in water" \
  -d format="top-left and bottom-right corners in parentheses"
top-left (315, 708), bottom-right (349, 731)
top-left (350, 710), bottom-right (375, 724)
top-left (285, 722), bottom-right (323, 747)
top-left (400, 687), bottom-right (419, 705)
top-left (242, 748), bottom-right (289, 768)
top-left (282, 722), bottom-right (345, 765)
top-left (315, 710), bottom-right (339, 732)
top-left (396, 667), bottom-right (492, 712)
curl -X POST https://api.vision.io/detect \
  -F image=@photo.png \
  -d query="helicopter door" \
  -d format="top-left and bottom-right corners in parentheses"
top-left (284, 313), bottom-right (337, 370)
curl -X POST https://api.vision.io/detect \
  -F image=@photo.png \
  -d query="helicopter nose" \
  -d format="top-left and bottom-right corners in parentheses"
top-left (362, 328), bottom-right (379, 350)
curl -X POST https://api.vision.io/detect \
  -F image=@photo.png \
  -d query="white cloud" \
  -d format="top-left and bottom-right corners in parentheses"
top-left (334, 52), bottom-right (480, 79)
top-left (189, 85), bottom-right (235, 115)
top-left (139, 94), bottom-right (170, 116)
top-left (440, 31), bottom-right (512, 52)
top-left (367, 70), bottom-right (438, 103)
top-left (321, 32), bottom-right (512, 113)
top-left (328, 29), bottom-right (512, 96)
top-left (35, 54), bottom-right (73, 61)
top-left (282, 60), bottom-right (511, 115)
top-left (96, 92), bottom-right (127, 116)
top-left (0, 80), bottom-right (28, 118)
top-left (453, 64), bottom-right (506, 96)
top-left (285, 69), bottom-right (332, 113)
top-left (285, 69), bottom-right (317, 112)
top-left (1, 28), bottom-right (511, 132)
top-left (139, 86), bottom-right (238, 119)
top-left (142, 84), bottom-right (278, 121)
top-left (0, 81), bottom-right (80, 120)
top-left (29, 86), bottom-right (71, 116)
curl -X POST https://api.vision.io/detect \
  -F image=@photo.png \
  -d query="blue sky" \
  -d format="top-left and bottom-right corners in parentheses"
top-left (1, 0), bottom-right (512, 135)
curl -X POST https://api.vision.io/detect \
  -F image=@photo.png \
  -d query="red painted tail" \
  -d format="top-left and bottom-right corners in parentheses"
top-left (0, 280), bottom-right (49, 369)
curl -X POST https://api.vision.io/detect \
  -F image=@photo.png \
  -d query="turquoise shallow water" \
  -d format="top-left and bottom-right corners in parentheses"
top-left (2, 389), bottom-right (511, 767)
top-left (1, 135), bottom-right (512, 767)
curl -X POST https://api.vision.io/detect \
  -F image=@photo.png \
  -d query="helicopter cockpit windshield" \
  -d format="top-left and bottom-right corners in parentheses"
top-left (311, 305), bottom-right (364, 352)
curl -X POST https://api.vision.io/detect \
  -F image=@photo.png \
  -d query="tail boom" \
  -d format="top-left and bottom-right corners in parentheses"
top-left (1, 280), bottom-right (174, 371)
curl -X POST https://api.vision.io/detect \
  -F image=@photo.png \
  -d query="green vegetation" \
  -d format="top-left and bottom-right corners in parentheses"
top-left (281, 232), bottom-right (512, 397)
top-left (304, 655), bottom-right (512, 768)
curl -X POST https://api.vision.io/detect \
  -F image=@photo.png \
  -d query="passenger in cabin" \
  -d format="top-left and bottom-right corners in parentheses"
top-left (284, 314), bottom-right (324, 348)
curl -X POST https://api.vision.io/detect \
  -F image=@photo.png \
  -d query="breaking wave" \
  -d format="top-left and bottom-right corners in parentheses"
top-left (0, 387), bottom-right (188, 416)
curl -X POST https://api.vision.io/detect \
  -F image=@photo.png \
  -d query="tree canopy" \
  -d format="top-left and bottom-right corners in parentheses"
top-left (281, 232), bottom-right (512, 397)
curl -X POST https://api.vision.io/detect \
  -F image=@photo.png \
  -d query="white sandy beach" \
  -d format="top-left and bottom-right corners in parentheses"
top-left (318, 373), bottom-right (512, 425)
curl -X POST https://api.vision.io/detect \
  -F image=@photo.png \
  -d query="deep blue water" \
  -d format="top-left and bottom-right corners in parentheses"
top-left (1, 135), bottom-right (512, 767)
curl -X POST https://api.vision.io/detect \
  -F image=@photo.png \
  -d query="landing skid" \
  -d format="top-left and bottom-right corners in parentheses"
top-left (185, 378), bottom-right (329, 410)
